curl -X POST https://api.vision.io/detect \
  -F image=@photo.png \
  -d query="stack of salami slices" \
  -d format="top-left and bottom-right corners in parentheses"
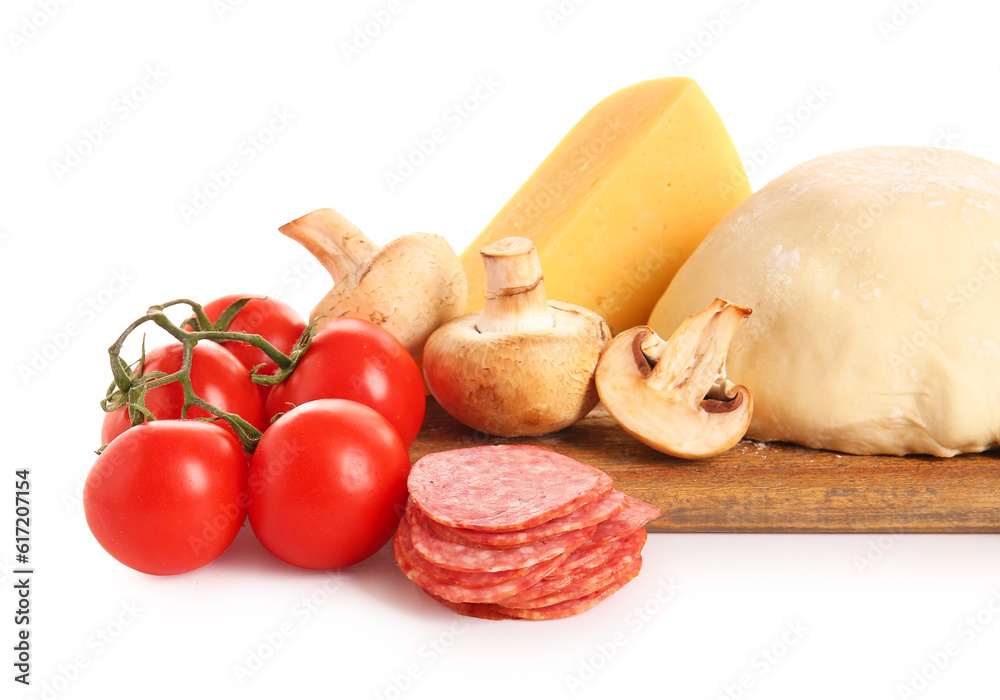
top-left (394, 445), bottom-right (661, 620)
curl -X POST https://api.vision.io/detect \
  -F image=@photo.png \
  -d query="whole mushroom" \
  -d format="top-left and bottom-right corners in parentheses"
top-left (279, 208), bottom-right (467, 360)
top-left (595, 299), bottom-right (753, 459)
top-left (422, 237), bottom-right (611, 437)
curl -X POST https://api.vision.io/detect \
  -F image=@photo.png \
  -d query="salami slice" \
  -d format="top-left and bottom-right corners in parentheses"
top-left (408, 445), bottom-right (613, 532)
top-left (555, 540), bottom-right (617, 576)
top-left (408, 504), bottom-right (595, 573)
top-left (432, 556), bottom-right (644, 621)
top-left (428, 489), bottom-right (626, 549)
top-left (589, 493), bottom-right (662, 545)
top-left (541, 527), bottom-right (646, 580)
top-left (494, 556), bottom-right (644, 620)
top-left (394, 520), bottom-right (569, 604)
top-left (426, 593), bottom-right (511, 621)
top-left (499, 529), bottom-right (647, 609)
top-left (396, 512), bottom-right (561, 588)
top-left (393, 444), bottom-right (661, 621)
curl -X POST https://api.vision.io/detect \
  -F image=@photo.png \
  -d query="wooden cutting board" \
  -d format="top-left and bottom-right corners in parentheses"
top-left (409, 399), bottom-right (1000, 533)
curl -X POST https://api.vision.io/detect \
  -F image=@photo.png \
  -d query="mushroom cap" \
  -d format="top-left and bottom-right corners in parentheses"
top-left (423, 301), bottom-right (611, 437)
top-left (596, 323), bottom-right (752, 459)
top-left (310, 232), bottom-right (467, 359)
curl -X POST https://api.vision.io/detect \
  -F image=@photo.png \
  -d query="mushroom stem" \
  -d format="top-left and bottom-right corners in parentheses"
top-left (475, 237), bottom-right (555, 333)
top-left (279, 208), bottom-right (380, 285)
top-left (642, 299), bottom-right (750, 403)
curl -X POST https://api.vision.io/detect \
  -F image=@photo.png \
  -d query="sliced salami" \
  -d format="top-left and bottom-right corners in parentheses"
top-left (428, 489), bottom-right (626, 549)
top-left (408, 445), bottom-right (613, 532)
top-left (432, 556), bottom-right (644, 622)
top-left (534, 528), bottom-right (646, 587)
top-left (589, 493), bottom-right (662, 545)
top-left (555, 540), bottom-right (618, 576)
top-left (395, 510), bottom-right (559, 588)
top-left (500, 529), bottom-right (647, 609)
top-left (494, 556), bottom-right (644, 620)
top-left (393, 444), bottom-right (661, 621)
top-left (408, 504), bottom-right (595, 573)
top-left (426, 593), bottom-right (511, 621)
top-left (394, 520), bottom-right (569, 604)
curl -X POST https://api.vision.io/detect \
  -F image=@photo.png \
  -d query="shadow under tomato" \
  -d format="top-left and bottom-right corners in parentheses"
top-left (205, 522), bottom-right (309, 577)
top-left (335, 537), bottom-right (473, 622)
top-left (206, 520), bottom-right (467, 622)
top-left (207, 521), bottom-right (403, 582)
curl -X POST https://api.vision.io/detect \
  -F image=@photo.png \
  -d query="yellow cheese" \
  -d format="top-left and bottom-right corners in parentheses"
top-left (461, 77), bottom-right (750, 332)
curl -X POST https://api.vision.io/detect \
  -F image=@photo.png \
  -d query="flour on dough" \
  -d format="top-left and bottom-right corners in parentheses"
top-left (649, 146), bottom-right (1000, 456)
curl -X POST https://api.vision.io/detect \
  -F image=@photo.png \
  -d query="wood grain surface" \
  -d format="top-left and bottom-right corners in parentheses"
top-left (409, 399), bottom-right (1000, 533)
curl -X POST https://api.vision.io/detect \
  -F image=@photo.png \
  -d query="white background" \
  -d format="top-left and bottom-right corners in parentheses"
top-left (4, 0), bottom-right (1000, 698)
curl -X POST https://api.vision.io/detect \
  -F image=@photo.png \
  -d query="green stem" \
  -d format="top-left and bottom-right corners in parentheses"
top-left (101, 297), bottom-right (315, 453)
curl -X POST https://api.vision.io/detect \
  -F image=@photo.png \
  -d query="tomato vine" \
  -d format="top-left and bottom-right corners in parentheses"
top-left (100, 297), bottom-right (316, 452)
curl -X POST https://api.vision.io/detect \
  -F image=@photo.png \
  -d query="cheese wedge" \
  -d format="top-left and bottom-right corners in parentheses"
top-left (461, 77), bottom-right (750, 332)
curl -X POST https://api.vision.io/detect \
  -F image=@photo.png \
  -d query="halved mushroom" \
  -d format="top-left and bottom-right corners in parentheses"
top-left (279, 208), bottom-right (467, 359)
top-left (422, 237), bottom-right (611, 437)
top-left (595, 299), bottom-right (753, 459)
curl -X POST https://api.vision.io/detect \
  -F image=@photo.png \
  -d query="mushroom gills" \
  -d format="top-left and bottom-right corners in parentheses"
top-left (595, 299), bottom-right (753, 459)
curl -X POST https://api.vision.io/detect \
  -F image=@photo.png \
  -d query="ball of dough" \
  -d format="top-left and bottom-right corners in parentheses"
top-left (649, 146), bottom-right (1000, 456)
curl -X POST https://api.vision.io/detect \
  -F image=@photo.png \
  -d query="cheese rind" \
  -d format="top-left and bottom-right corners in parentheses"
top-left (461, 77), bottom-right (750, 332)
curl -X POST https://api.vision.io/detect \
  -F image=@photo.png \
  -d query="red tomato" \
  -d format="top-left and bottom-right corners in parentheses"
top-left (265, 318), bottom-right (425, 446)
top-left (195, 295), bottom-right (307, 400)
top-left (84, 420), bottom-right (248, 575)
top-left (101, 342), bottom-right (266, 446)
top-left (247, 399), bottom-right (411, 570)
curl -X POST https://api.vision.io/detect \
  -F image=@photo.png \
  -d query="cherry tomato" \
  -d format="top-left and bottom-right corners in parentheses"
top-left (195, 295), bottom-right (307, 401)
top-left (101, 341), bottom-right (266, 446)
top-left (247, 399), bottom-right (411, 570)
top-left (84, 420), bottom-right (248, 575)
top-left (265, 318), bottom-right (425, 446)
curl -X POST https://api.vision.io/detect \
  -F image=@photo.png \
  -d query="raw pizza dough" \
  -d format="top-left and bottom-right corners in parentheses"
top-left (648, 146), bottom-right (1000, 456)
